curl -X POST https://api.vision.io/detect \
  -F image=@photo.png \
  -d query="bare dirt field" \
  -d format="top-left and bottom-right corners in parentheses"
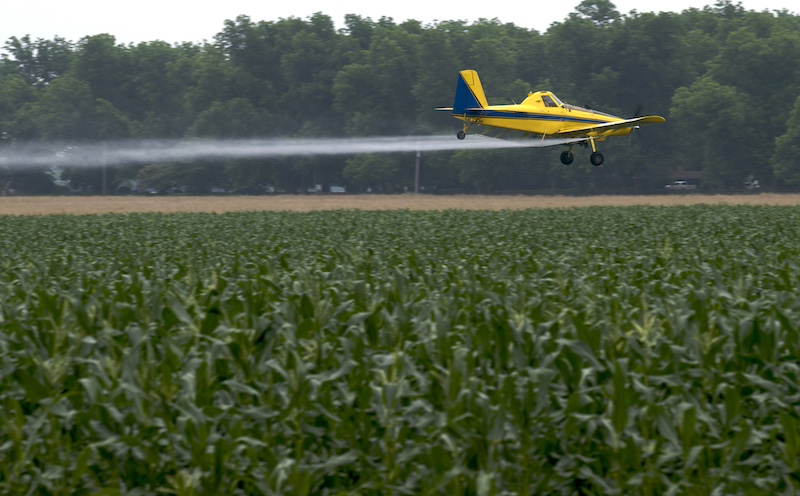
top-left (2, 194), bottom-right (800, 216)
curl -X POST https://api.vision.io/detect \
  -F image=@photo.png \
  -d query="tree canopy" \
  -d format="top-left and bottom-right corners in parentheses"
top-left (1, 1), bottom-right (799, 195)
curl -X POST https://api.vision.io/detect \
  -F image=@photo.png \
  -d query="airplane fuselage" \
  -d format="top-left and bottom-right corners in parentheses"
top-left (454, 91), bottom-right (632, 140)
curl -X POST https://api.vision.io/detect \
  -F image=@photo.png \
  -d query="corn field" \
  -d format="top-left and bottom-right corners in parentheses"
top-left (1, 206), bottom-right (799, 495)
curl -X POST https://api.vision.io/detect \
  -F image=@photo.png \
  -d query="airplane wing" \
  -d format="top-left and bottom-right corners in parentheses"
top-left (529, 137), bottom-right (591, 147)
top-left (478, 128), bottom-right (590, 147)
top-left (556, 115), bottom-right (666, 138)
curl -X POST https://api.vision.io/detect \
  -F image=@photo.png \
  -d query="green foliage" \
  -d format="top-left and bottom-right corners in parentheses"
top-left (73, 34), bottom-right (132, 113)
top-left (773, 96), bottom-right (800, 185)
top-left (187, 98), bottom-right (265, 139)
top-left (0, 35), bottom-right (73, 87)
top-left (343, 153), bottom-right (408, 192)
top-left (669, 76), bottom-right (764, 187)
top-left (1, 4), bottom-right (800, 192)
top-left (574, 0), bottom-right (621, 26)
top-left (0, 74), bottom-right (35, 117)
top-left (8, 74), bottom-right (131, 161)
top-left (1, 206), bottom-right (800, 493)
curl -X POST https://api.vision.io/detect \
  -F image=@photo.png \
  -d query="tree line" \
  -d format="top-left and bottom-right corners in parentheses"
top-left (1, 0), bottom-right (799, 195)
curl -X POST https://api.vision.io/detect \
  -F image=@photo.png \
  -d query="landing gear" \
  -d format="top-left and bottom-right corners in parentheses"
top-left (560, 141), bottom-right (604, 166)
top-left (588, 138), bottom-right (604, 166)
top-left (457, 119), bottom-right (478, 140)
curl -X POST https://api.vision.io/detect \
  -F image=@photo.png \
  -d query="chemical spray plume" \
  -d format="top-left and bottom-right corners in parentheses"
top-left (0, 135), bottom-right (578, 169)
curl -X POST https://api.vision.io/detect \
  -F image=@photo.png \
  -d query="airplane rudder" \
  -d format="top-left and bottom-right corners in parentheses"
top-left (452, 69), bottom-right (487, 114)
top-left (462, 69), bottom-right (488, 108)
top-left (452, 72), bottom-right (471, 114)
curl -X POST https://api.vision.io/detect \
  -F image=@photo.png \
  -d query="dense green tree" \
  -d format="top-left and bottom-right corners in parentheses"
top-left (183, 45), bottom-right (253, 120)
top-left (0, 74), bottom-right (35, 141)
top-left (343, 153), bottom-right (411, 192)
top-left (215, 15), bottom-right (277, 86)
top-left (127, 41), bottom-right (194, 137)
top-left (772, 96), bottom-right (800, 185)
top-left (341, 14), bottom-right (375, 52)
top-left (541, 17), bottom-right (608, 99)
top-left (454, 148), bottom-right (552, 193)
top-left (73, 34), bottom-right (134, 114)
top-left (0, 1), bottom-right (799, 194)
top-left (185, 97), bottom-right (271, 193)
top-left (465, 20), bottom-right (521, 97)
top-left (334, 22), bottom-right (420, 136)
top-left (411, 24), bottom-right (464, 131)
top-left (670, 76), bottom-right (767, 188)
top-left (604, 13), bottom-right (686, 115)
top-left (278, 14), bottom-right (339, 133)
top-left (187, 98), bottom-right (265, 138)
top-left (12, 75), bottom-right (98, 141)
top-left (574, 0), bottom-right (621, 26)
top-left (510, 27), bottom-right (546, 90)
top-left (331, 62), bottom-right (375, 135)
top-left (709, 16), bottom-right (800, 137)
top-left (0, 36), bottom-right (73, 87)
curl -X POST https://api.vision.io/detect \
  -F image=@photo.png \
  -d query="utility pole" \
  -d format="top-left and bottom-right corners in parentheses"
top-left (414, 149), bottom-right (420, 194)
top-left (102, 142), bottom-right (108, 195)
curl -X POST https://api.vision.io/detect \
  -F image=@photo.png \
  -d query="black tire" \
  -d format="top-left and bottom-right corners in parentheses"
top-left (456, 130), bottom-right (466, 140)
top-left (560, 151), bottom-right (574, 165)
top-left (590, 152), bottom-right (604, 166)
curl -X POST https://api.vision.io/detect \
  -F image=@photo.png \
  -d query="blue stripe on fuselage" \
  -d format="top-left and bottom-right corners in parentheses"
top-left (462, 110), bottom-right (608, 125)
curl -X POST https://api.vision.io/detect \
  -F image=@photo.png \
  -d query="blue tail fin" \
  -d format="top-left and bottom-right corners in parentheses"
top-left (453, 70), bottom-right (489, 114)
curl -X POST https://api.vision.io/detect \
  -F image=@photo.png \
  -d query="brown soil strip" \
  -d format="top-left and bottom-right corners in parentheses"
top-left (1, 194), bottom-right (799, 216)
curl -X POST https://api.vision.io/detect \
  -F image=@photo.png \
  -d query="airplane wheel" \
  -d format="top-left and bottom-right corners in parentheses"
top-left (560, 151), bottom-right (574, 165)
top-left (590, 152), bottom-right (604, 166)
top-left (457, 131), bottom-right (466, 140)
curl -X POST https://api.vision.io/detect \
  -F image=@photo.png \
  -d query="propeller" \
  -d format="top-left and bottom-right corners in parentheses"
top-left (629, 102), bottom-right (644, 147)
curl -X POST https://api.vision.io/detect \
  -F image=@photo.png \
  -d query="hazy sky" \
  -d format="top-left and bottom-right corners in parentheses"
top-left (1, 0), bottom-right (795, 46)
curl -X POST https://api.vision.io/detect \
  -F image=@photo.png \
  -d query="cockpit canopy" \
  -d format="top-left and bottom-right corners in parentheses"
top-left (522, 91), bottom-right (564, 108)
top-left (522, 90), bottom-right (619, 118)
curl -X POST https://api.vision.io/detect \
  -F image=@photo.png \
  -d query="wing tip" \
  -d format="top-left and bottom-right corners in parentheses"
top-left (638, 115), bottom-right (666, 124)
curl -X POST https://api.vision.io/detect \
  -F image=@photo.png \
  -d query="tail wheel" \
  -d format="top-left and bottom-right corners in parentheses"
top-left (590, 152), bottom-right (604, 166)
top-left (456, 130), bottom-right (466, 140)
top-left (560, 151), bottom-right (574, 165)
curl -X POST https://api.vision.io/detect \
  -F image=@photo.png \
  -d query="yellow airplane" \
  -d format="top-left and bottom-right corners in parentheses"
top-left (437, 69), bottom-right (665, 166)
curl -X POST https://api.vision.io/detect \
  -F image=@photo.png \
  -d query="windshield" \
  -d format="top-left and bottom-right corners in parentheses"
top-left (563, 102), bottom-right (619, 118)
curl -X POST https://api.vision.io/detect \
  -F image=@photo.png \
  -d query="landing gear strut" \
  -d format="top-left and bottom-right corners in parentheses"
top-left (588, 138), bottom-right (604, 166)
top-left (457, 120), bottom-right (478, 140)
top-left (561, 142), bottom-right (603, 166)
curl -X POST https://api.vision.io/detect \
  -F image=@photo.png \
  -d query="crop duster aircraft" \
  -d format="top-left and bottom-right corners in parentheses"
top-left (437, 70), bottom-right (665, 166)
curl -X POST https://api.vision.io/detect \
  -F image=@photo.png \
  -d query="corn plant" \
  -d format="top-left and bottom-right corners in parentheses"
top-left (0, 206), bottom-right (799, 494)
